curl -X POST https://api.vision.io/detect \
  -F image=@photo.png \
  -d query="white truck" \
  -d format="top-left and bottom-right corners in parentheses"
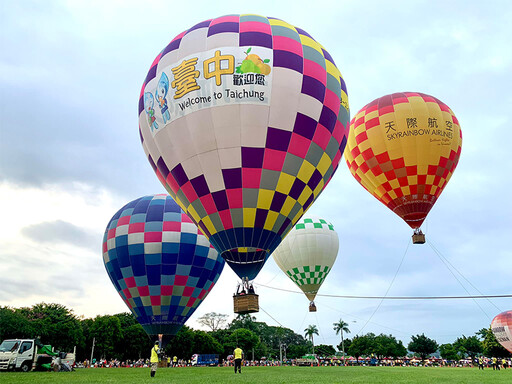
top-left (0, 339), bottom-right (75, 372)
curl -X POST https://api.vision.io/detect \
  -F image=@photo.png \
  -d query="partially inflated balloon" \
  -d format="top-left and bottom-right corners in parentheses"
top-left (344, 92), bottom-right (462, 229)
top-left (139, 15), bottom-right (350, 281)
top-left (272, 216), bottom-right (338, 305)
top-left (491, 311), bottom-right (512, 353)
top-left (102, 195), bottom-right (224, 342)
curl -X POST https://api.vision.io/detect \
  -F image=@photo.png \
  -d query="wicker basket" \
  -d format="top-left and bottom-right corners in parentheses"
top-left (233, 293), bottom-right (259, 314)
top-left (412, 233), bottom-right (426, 244)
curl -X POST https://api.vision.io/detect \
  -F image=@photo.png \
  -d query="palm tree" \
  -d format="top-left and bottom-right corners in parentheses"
top-left (333, 319), bottom-right (351, 362)
top-left (304, 324), bottom-right (319, 354)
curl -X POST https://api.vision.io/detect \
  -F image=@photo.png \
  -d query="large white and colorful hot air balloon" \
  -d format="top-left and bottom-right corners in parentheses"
top-left (272, 216), bottom-right (339, 311)
top-left (138, 15), bottom-right (350, 284)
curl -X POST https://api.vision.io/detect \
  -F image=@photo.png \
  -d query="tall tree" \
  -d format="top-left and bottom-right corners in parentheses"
top-left (478, 327), bottom-right (512, 358)
top-left (304, 325), bottom-right (319, 354)
top-left (453, 335), bottom-right (482, 360)
top-left (0, 307), bottom-right (34, 340)
top-left (439, 343), bottom-right (459, 361)
top-left (315, 344), bottom-right (336, 357)
top-left (347, 334), bottom-right (375, 363)
top-left (197, 312), bottom-right (228, 332)
top-left (89, 315), bottom-right (122, 359)
top-left (373, 334), bottom-right (406, 361)
top-left (408, 334), bottom-right (438, 362)
top-left (333, 319), bottom-right (351, 360)
top-left (21, 303), bottom-right (84, 351)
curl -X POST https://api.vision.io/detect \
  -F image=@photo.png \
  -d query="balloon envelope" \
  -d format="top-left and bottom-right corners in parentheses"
top-left (344, 92), bottom-right (462, 229)
top-left (491, 311), bottom-right (512, 353)
top-left (272, 216), bottom-right (339, 302)
top-left (139, 15), bottom-right (350, 280)
top-left (102, 194), bottom-right (224, 338)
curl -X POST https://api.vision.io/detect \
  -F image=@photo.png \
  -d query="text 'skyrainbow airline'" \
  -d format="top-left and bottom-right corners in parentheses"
top-left (139, 15), bottom-right (350, 282)
top-left (103, 195), bottom-right (224, 345)
top-left (344, 92), bottom-right (462, 235)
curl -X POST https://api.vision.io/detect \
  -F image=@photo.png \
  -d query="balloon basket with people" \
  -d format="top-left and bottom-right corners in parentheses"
top-left (412, 229), bottom-right (426, 244)
top-left (233, 278), bottom-right (259, 314)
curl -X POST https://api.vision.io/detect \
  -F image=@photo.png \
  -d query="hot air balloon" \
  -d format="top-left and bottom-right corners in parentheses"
top-left (138, 15), bottom-right (350, 295)
top-left (272, 216), bottom-right (338, 311)
top-left (491, 311), bottom-right (512, 353)
top-left (102, 194), bottom-right (224, 345)
top-left (344, 92), bottom-right (462, 243)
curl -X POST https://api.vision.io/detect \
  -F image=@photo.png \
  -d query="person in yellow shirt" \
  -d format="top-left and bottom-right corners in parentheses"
top-left (150, 341), bottom-right (160, 377)
top-left (233, 346), bottom-right (244, 373)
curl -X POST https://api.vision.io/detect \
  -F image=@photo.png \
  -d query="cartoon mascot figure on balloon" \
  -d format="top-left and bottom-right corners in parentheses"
top-left (138, 15), bottom-right (350, 306)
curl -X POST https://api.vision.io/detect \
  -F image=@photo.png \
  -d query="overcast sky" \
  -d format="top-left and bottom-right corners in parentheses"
top-left (1, 0), bottom-right (511, 348)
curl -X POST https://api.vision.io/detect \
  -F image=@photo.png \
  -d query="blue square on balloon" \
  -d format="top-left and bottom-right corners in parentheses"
top-left (147, 265), bottom-right (161, 285)
top-left (130, 213), bottom-right (147, 223)
top-left (162, 252), bottom-right (178, 265)
top-left (162, 242), bottom-right (179, 254)
top-left (192, 255), bottom-right (206, 268)
top-left (149, 285), bottom-right (161, 296)
top-left (133, 296), bottom-right (143, 307)
top-left (146, 204), bottom-right (164, 222)
top-left (161, 274), bottom-right (173, 286)
top-left (118, 252), bottom-right (131, 268)
top-left (133, 199), bottom-right (151, 214)
top-left (115, 234), bottom-right (128, 247)
top-left (180, 233), bottom-right (197, 245)
top-left (195, 245), bottom-right (209, 258)
top-left (170, 296), bottom-right (181, 306)
top-left (179, 243), bottom-right (195, 259)
top-left (128, 243), bottom-right (144, 256)
top-left (162, 264), bottom-right (176, 276)
top-left (187, 276), bottom-right (199, 286)
top-left (131, 255), bottom-right (146, 276)
top-left (189, 266), bottom-right (201, 277)
top-left (178, 249), bottom-right (194, 265)
top-left (163, 211), bottom-right (181, 221)
top-left (176, 264), bottom-right (191, 276)
top-left (115, 245), bottom-right (129, 261)
top-left (145, 221), bottom-right (163, 232)
top-left (145, 253), bottom-right (162, 265)
top-left (108, 249), bottom-right (118, 261)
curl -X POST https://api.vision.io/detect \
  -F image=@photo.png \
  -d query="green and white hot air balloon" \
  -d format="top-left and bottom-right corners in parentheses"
top-left (272, 216), bottom-right (339, 312)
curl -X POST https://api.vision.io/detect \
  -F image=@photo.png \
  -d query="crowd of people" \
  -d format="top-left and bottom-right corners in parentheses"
top-left (75, 356), bottom-right (512, 369)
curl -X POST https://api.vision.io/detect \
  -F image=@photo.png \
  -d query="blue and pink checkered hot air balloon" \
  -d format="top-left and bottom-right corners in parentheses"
top-left (102, 195), bottom-right (224, 344)
top-left (139, 14), bottom-right (350, 282)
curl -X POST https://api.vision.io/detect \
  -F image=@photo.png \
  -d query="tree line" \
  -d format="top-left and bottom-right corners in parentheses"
top-left (1, 303), bottom-right (510, 362)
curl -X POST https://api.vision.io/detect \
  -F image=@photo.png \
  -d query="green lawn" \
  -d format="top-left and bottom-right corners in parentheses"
top-left (1, 366), bottom-right (511, 384)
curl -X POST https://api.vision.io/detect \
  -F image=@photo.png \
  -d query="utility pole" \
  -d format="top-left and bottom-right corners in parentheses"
top-left (90, 337), bottom-right (95, 366)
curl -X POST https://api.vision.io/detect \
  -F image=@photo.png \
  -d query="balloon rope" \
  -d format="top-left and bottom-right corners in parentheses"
top-left (314, 311), bottom-right (327, 345)
top-left (427, 237), bottom-right (501, 312)
top-left (426, 238), bottom-right (497, 318)
top-left (355, 238), bottom-right (410, 336)
top-left (316, 298), bottom-right (412, 336)
top-left (255, 282), bottom-right (512, 300)
top-left (259, 305), bottom-right (285, 328)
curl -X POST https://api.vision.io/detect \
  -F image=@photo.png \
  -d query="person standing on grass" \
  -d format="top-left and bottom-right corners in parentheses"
top-left (150, 341), bottom-right (160, 378)
top-left (234, 346), bottom-right (244, 373)
top-left (478, 356), bottom-right (484, 370)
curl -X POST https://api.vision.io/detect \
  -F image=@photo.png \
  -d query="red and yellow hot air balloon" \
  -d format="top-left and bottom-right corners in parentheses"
top-left (344, 92), bottom-right (462, 241)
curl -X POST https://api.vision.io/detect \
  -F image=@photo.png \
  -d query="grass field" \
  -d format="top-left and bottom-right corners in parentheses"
top-left (1, 366), bottom-right (511, 384)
